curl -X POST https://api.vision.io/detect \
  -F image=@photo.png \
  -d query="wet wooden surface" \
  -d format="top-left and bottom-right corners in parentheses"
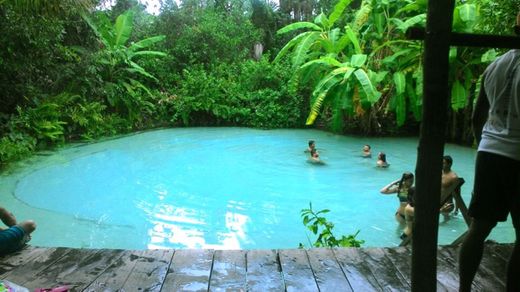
top-left (0, 243), bottom-right (512, 291)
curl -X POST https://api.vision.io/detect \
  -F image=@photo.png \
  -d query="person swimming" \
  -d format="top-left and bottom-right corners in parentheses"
top-left (308, 148), bottom-right (325, 165)
top-left (376, 152), bottom-right (389, 168)
top-left (362, 144), bottom-right (372, 158)
top-left (305, 140), bottom-right (316, 153)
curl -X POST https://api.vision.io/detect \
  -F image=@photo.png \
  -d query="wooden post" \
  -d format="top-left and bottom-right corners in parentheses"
top-left (412, 0), bottom-right (455, 291)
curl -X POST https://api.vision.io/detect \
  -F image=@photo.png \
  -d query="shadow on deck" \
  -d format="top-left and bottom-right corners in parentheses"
top-left (0, 243), bottom-right (512, 291)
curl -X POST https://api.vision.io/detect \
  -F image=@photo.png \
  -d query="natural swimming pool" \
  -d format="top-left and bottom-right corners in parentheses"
top-left (0, 128), bottom-right (514, 249)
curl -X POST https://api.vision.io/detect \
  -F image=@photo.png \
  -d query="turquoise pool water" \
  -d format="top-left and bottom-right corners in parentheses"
top-left (0, 128), bottom-right (514, 249)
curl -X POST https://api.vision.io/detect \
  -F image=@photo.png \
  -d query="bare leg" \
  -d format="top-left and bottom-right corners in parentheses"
top-left (507, 228), bottom-right (520, 292)
top-left (18, 220), bottom-right (36, 234)
top-left (458, 219), bottom-right (496, 292)
top-left (403, 204), bottom-right (414, 237)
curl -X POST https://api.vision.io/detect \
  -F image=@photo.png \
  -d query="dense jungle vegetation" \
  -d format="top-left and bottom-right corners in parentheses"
top-left (1, 0), bottom-right (519, 168)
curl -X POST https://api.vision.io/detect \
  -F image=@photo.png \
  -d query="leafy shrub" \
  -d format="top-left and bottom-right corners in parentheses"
top-left (171, 58), bottom-right (305, 128)
top-left (0, 133), bottom-right (36, 166)
top-left (162, 9), bottom-right (262, 70)
top-left (14, 103), bottom-right (66, 147)
top-left (300, 202), bottom-right (364, 248)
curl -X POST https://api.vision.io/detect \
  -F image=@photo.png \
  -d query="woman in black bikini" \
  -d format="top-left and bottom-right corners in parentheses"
top-left (380, 172), bottom-right (415, 224)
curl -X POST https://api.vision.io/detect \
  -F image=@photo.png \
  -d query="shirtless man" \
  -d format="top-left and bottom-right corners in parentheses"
top-left (440, 155), bottom-right (459, 215)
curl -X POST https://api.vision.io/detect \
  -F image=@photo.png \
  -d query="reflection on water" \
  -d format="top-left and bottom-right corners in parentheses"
top-left (0, 127), bottom-right (515, 249)
top-left (145, 200), bottom-right (249, 249)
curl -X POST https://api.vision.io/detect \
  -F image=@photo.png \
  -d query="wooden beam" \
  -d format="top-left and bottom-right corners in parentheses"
top-left (406, 27), bottom-right (520, 49)
top-left (412, 0), bottom-right (455, 291)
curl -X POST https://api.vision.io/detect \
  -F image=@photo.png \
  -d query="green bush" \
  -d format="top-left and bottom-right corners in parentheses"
top-left (170, 58), bottom-right (304, 128)
top-left (300, 202), bottom-right (365, 248)
top-left (0, 134), bottom-right (36, 166)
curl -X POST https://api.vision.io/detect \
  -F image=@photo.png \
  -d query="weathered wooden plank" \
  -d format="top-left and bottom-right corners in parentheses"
top-left (21, 248), bottom-right (125, 290)
top-left (1, 247), bottom-right (71, 284)
top-left (361, 247), bottom-right (410, 291)
top-left (0, 246), bottom-right (41, 275)
top-left (245, 249), bottom-right (284, 291)
top-left (440, 244), bottom-right (506, 291)
top-left (478, 244), bottom-right (508, 290)
top-left (381, 246), bottom-right (412, 282)
top-left (120, 249), bottom-right (174, 292)
top-left (83, 250), bottom-right (142, 291)
top-left (162, 249), bottom-right (213, 291)
top-left (436, 246), bottom-right (463, 291)
top-left (278, 249), bottom-right (318, 292)
top-left (488, 243), bottom-right (513, 261)
top-left (209, 250), bottom-right (246, 291)
top-left (333, 247), bottom-right (381, 291)
top-left (382, 246), bottom-right (455, 291)
top-left (306, 248), bottom-right (352, 292)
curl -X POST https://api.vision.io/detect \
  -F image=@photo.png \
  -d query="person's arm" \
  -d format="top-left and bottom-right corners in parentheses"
top-left (380, 179), bottom-right (400, 194)
top-left (0, 207), bottom-right (17, 227)
top-left (473, 74), bottom-right (490, 145)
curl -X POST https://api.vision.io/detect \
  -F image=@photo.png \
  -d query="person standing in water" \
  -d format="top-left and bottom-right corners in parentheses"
top-left (380, 172), bottom-right (415, 224)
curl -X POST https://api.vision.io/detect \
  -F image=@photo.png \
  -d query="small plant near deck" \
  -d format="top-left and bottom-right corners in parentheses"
top-left (300, 202), bottom-right (364, 248)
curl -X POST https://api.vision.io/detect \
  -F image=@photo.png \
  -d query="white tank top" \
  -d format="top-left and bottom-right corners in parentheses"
top-left (479, 49), bottom-right (520, 161)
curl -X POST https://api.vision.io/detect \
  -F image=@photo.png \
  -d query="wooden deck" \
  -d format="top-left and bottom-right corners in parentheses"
top-left (0, 243), bottom-right (512, 291)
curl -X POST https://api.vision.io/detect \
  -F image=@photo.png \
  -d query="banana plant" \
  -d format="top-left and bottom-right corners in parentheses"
top-left (83, 10), bottom-right (167, 120)
top-left (447, 2), bottom-right (497, 111)
top-left (275, 0), bottom-right (384, 126)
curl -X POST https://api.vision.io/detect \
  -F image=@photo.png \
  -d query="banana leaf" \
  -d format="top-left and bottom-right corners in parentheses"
top-left (350, 54), bottom-right (367, 67)
top-left (451, 80), bottom-right (467, 110)
top-left (274, 32), bottom-right (311, 63)
top-left (129, 51), bottom-right (167, 59)
top-left (393, 71), bottom-right (406, 95)
top-left (397, 14), bottom-right (426, 32)
top-left (354, 69), bottom-right (381, 104)
top-left (114, 10), bottom-right (134, 47)
top-left (292, 32), bottom-right (321, 69)
top-left (277, 22), bottom-right (322, 35)
top-left (314, 13), bottom-right (330, 30)
top-left (129, 35), bottom-right (166, 51)
top-left (345, 26), bottom-right (361, 54)
top-left (329, 0), bottom-right (353, 27)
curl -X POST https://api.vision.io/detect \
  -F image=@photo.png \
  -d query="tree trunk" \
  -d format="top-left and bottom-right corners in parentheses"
top-left (412, 1), bottom-right (455, 291)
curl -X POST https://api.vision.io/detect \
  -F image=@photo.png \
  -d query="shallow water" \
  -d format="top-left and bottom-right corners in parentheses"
top-left (0, 128), bottom-right (514, 249)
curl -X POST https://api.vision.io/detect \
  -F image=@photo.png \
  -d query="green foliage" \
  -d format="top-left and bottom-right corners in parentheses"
top-left (477, 0), bottom-right (520, 35)
top-left (300, 202), bottom-right (364, 248)
top-left (0, 134), bottom-right (36, 166)
top-left (83, 10), bottom-right (166, 121)
top-left (14, 103), bottom-right (67, 146)
top-left (171, 58), bottom-right (304, 128)
top-left (157, 8), bottom-right (261, 71)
